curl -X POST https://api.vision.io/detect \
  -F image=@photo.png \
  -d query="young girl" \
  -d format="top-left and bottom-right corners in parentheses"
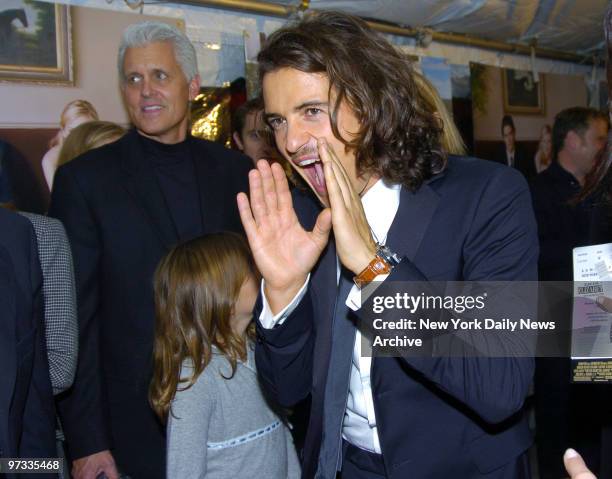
top-left (150, 232), bottom-right (300, 479)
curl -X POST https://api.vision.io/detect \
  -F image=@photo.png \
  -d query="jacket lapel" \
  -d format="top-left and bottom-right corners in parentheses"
top-left (120, 130), bottom-right (179, 250)
top-left (310, 234), bottom-right (338, 388)
top-left (386, 180), bottom-right (441, 261)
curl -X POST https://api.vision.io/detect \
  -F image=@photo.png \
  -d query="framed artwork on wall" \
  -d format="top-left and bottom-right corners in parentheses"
top-left (502, 68), bottom-right (545, 115)
top-left (0, 1), bottom-right (73, 85)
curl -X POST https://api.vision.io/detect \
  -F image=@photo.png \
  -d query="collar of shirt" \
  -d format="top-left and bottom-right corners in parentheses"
top-left (360, 179), bottom-right (402, 245)
top-left (548, 161), bottom-right (581, 188)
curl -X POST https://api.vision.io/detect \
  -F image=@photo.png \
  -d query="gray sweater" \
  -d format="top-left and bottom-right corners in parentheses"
top-left (167, 345), bottom-right (301, 479)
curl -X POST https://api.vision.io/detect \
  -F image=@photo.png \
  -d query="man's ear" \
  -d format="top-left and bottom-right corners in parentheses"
top-left (233, 132), bottom-right (244, 151)
top-left (566, 130), bottom-right (582, 150)
top-left (188, 74), bottom-right (201, 101)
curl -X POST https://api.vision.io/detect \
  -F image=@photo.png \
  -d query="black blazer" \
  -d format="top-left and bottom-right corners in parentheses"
top-left (256, 156), bottom-right (539, 478)
top-left (49, 130), bottom-right (252, 478)
top-left (0, 209), bottom-right (55, 478)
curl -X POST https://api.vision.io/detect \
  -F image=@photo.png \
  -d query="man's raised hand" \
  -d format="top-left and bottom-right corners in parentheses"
top-left (318, 138), bottom-right (377, 275)
top-left (237, 160), bottom-right (331, 314)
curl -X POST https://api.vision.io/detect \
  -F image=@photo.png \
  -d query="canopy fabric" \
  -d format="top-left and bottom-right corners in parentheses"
top-left (33, 0), bottom-right (608, 84)
top-left (270, 0), bottom-right (608, 57)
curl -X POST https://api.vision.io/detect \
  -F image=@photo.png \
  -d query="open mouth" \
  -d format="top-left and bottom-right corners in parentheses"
top-left (293, 153), bottom-right (327, 197)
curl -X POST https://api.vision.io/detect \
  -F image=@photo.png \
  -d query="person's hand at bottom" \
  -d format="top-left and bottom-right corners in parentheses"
top-left (564, 448), bottom-right (596, 479)
top-left (72, 450), bottom-right (119, 479)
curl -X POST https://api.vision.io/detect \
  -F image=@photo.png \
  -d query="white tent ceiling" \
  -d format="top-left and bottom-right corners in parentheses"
top-left (256, 0), bottom-right (608, 58)
top-left (35, 0), bottom-right (608, 83)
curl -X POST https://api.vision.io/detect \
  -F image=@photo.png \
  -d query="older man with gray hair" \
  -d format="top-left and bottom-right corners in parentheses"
top-left (50, 21), bottom-right (251, 479)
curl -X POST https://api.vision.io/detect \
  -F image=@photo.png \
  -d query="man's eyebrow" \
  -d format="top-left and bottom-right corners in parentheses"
top-left (264, 101), bottom-right (329, 120)
top-left (295, 100), bottom-right (328, 111)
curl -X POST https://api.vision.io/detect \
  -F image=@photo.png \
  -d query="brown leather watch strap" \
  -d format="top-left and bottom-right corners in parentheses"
top-left (353, 256), bottom-right (392, 288)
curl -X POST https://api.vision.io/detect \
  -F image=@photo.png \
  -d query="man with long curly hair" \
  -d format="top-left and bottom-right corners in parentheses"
top-left (237, 11), bottom-right (538, 478)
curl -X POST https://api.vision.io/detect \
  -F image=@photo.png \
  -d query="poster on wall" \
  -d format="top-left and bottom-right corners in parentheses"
top-left (0, 0), bottom-right (73, 84)
top-left (469, 62), bottom-right (542, 180)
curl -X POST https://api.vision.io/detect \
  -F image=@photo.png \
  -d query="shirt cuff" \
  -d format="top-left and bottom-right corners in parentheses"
top-left (258, 275), bottom-right (311, 329)
top-left (346, 273), bottom-right (390, 311)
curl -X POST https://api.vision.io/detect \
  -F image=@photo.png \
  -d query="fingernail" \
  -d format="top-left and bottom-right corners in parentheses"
top-left (564, 448), bottom-right (578, 459)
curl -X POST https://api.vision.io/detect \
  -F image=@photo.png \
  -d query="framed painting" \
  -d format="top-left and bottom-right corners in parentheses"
top-left (502, 68), bottom-right (545, 115)
top-left (0, 1), bottom-right (73, 84)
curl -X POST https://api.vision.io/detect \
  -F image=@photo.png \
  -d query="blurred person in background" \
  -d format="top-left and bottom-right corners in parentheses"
top-left (534, 124), bottom-right (553, 173)
top-left (56, 121), bottom-right (127, 171)
top-left (42, 100), bottom-right (99, 190)
top-left (232, 97), bottom-right (281, 165)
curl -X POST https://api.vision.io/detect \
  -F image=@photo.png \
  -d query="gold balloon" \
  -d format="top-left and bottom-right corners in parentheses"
top-left (190, 86), bottom-right (232, 147)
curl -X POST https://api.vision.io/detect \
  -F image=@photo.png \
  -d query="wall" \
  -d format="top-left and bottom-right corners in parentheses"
top-left (0, 6), bottom-right (181, 128)
top-left (473, 64), bottom-right (587, 141)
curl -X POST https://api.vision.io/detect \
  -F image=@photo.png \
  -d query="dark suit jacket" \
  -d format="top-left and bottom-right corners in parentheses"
top-left (49, 129), bottom-right (251, 478)
top-left (256, 156), bottom-right (539, 478)
top-left (0, 209), bottom-right (55, 478)
top-left (493, 144), bottom-right (537, 182)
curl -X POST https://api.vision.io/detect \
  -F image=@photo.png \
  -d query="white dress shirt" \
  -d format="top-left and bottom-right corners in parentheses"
top-left (259, 179), bottom-right (401, 454)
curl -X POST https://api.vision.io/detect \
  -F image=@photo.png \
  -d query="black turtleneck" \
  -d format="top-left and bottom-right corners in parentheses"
top-left (140, 134), bottom-right (203, 242)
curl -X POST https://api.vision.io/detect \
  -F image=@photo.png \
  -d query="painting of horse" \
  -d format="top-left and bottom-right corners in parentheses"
top-left (0, 0), bottom-right (72, 84)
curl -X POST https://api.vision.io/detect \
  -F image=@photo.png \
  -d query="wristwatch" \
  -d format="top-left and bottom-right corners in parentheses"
top-left (353, 244), bottom-right (401, 288)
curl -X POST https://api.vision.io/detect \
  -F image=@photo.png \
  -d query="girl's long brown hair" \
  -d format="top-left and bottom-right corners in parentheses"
top-left (149, 232), bottom-right (258, 421)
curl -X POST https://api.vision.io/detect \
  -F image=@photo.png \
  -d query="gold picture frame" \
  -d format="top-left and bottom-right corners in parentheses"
top-left (0, 2), bottom-right (73, 85)
top-left (502, 68), bottom-right (545, 115)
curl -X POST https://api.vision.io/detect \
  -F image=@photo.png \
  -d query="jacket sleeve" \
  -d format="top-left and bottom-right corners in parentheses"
top-left (49, 165), bottom-right (111, 458)
top-left (255, 289), bottom-right (316, 408)
top-left (39, 218), bottom-right (78, 394)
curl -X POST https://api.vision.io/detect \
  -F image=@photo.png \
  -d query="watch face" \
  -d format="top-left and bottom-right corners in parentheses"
top-left (373, 258), bottom-right (391, 274)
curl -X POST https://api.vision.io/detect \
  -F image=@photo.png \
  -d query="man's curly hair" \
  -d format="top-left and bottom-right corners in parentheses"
top-left (257, 11), bottom-right (446, 191)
